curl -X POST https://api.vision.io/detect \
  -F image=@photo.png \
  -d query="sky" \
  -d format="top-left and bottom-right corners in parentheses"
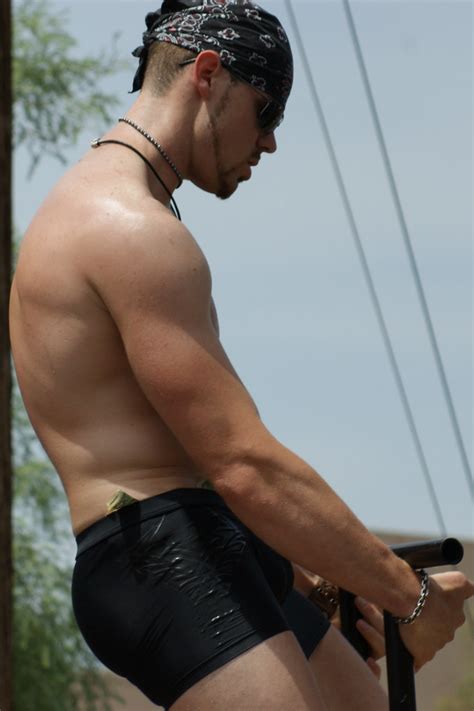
top-left (13, 0), bottom-right (473, 539)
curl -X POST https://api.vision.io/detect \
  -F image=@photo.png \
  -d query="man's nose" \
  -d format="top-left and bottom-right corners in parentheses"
top-left (258, 131), bottom-right (277, 154)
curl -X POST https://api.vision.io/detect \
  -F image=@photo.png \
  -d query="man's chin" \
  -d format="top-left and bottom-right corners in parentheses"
top-left (215, 179), bottom-right (240, 201)
top-left (215, 189), bottom-right (235, 201)
top-left (193, 172), bottom-right (242, 200)
top-left (223, 168), bottom-right (253, 197)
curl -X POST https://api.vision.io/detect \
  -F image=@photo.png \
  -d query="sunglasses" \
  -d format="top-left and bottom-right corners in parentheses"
top-left (258, 100), bottom-right (284, 135)
top-left (179, 58), bottom-right (284, 135)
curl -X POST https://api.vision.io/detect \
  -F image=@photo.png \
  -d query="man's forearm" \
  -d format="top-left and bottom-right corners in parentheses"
top-left (213, 433), bottom-right (421, 618)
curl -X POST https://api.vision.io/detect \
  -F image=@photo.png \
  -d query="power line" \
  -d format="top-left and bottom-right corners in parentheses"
top-left (283, 0), bottom-right (448, 536)
top-left (342, 0), bottom-right (472, 498)
top-left (341, 0), bottom-right (474, 642)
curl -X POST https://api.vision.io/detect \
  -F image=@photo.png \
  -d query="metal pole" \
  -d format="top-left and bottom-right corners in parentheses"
top-left (0, 0), bottom-right (13, 709)
top-left (384, 612), bottom-right (416, 710)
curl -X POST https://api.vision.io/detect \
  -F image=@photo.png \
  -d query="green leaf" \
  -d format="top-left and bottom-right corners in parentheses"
top-left (13, 0), bottom-right (131, 176)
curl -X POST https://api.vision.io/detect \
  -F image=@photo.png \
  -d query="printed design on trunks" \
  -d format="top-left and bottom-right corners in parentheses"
top-left (124, 507), bottom-right (248, 644)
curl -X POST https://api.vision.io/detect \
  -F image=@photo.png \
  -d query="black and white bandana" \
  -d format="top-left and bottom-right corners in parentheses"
top-left (131, 0), bottom-right (293, 109)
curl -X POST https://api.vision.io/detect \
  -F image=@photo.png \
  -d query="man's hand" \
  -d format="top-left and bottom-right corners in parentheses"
top-left (294, 564), bottom-right (474, 678)
top-left (329, 596), bottom-right (386, 679)
top-left (349, 572), bottom-right (473, 676)
top-left (292, 564), bottom-right (387, 679)
top-left (399, 571), bottom-right (473, 671)
top-left (354, 597), bottom-right (385, 679)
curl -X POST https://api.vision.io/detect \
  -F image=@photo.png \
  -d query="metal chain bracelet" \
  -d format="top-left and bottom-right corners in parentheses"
top-left (393, 569), bottom-right (430, 624)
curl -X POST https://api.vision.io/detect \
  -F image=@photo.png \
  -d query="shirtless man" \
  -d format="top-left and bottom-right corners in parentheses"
top-left (9, 2), bottom-right (473, 710)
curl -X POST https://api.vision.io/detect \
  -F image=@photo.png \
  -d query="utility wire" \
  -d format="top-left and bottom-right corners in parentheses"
top-left (283, 0), bottom-right (447, 536)
top-left (341, 0), bottom-right (474, 641)
top-left (342, 0), bottom-right (473, 498)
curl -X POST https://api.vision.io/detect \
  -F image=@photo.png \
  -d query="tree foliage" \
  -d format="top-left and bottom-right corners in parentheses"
top-left (12, 0), bottom-right (129, 708)
top-left (13, 0), bottom-right (129, 176)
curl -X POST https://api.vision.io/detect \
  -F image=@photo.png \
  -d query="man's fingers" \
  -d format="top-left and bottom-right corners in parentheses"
top-left (354, 597), bottom-right (386, 660)
top-left (464, 578), bottom-right (474, 599)
top-left (431, 572), bottom-right (474, 600)
top-left (355, 597), bottom-right (384, 634)
top-left (366, 657), bottom-right (382, 680)
top-left (356, 618), bottom-right (385, 660)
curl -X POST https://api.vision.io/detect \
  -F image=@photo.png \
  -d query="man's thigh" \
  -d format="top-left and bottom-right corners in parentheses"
top-left (170, 630), bottom-right (327, 711)
top-left (309, 626), bottom-right (389, 711)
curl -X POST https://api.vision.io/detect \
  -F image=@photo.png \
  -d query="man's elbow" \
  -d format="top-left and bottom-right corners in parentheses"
top-left (211, 461), bottom-right (258, 505)
top-left (200, 428), bottom-right (281, 505)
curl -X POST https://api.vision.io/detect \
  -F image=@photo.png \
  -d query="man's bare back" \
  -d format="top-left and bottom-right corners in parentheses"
top-left (10, 149), bottom-right (208, 535)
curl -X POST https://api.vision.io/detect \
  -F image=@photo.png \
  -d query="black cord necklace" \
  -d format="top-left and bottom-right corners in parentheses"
top-left (91, 138), bottom-right (181, 221)
top-left (118, 117), bottom-right (183, 189)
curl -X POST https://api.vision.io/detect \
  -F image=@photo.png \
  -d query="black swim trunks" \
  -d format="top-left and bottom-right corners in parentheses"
top-left (72, 487), bottom-right (330, 709)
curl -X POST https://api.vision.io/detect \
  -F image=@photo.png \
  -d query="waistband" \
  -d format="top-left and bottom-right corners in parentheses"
top-left (75, 487), bottom-right (229, 559)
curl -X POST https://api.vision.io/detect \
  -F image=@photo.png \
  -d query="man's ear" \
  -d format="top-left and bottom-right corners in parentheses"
top-left (192, 51), bottom-right (224, 98)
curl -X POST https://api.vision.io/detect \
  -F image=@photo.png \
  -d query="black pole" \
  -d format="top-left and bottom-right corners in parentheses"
top-left (390, 538), bottom-right (463, 569)
top-left (384, 612), bottom-right (416, 710)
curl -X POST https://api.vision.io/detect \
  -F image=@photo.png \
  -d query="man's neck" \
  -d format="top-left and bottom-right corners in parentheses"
top-left (102, 93), bottom-right (194, 204)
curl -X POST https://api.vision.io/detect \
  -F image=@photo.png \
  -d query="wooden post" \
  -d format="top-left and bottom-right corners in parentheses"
top-left (0, 0), bottom-right (13, 709)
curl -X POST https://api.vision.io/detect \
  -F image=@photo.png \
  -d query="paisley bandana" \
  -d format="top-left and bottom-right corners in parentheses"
top-left (131, 0), bottom-right (293, 110)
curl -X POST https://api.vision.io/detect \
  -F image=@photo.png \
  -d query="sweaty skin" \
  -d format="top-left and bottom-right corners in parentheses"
top-left (9, 50), bottom-right (473, 678)
top-left (9, 73), bottom-right (266, 536)
top-left (9, 164), bottom-right (218, 534)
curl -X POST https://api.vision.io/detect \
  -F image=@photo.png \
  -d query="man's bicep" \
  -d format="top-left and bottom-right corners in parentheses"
top-left (94, 222), bottom-right (262, 478)
top-left (122, 306), bottom-right (261, 477)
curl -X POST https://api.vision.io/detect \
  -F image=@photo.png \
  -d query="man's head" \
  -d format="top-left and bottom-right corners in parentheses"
top-left (130, 1), bottom-right (293, 199)
top-left (132, 1), bottom-right (293, 125)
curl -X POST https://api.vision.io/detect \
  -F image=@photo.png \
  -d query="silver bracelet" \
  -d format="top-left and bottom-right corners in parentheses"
top-left (393, 569), bottom-right (430, 624)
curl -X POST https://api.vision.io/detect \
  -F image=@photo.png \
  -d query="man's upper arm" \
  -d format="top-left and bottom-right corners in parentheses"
top-left (89, 213), bottom-right (264, 480)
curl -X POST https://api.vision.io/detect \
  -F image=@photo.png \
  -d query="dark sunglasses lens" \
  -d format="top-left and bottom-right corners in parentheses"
top-left (259, 102), bottom-right (284, 134)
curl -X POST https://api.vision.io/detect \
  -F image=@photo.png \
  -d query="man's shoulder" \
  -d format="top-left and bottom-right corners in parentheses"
top-left (88, 196), bottom-right (201, 258)
top-left (23, 156), bottom-right (212, 304)
top-left (63, 184), bottom-right (204, 270)
top-left (82, 198), bottom-right (212, 307)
